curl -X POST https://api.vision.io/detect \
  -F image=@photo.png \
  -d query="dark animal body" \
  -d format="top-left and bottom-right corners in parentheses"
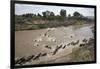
top-left (71, 40), bottom-right (79, 46)
top-left (33, 53), bottom-right (41, 60)
top-left (62, 45), bottom-right (66, 49)
top-left (41, 53), bottom-right (47, 56)
top-left (25, 55), bottom-right (34, 62)
top-left (67, 43), bottom-right (70, 46)
top-left (86, 38), bottom-right (94, 46)
top-left (79, 44), bottom-right (86, 47)
top-left (15, 57), bottom-right (26, 64)
top-left (83, 38), bottom-right (88, 43)
top-left (53, 45), bottom-right (62, 55)
top-left (45, 45), bottom-right (51, 49)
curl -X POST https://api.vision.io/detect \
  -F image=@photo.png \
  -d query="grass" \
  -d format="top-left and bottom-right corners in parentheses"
top-left (15, 24), bottom-right (47, 31)
top-left (15, 19), bottom-right (91, 31)
top-left (70, 46), bottom-right (94, 62)
top-left (74, 20), bottom-right (87, 25)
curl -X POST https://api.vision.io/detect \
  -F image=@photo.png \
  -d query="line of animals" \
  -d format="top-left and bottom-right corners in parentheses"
top-left (15, 53), bottom-right (47, 65)
top-left (15, 37), bottom-right (92, 65)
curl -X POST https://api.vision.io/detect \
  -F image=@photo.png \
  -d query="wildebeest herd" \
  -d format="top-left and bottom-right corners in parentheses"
top-left (15, 28), bottom-right (94, 65)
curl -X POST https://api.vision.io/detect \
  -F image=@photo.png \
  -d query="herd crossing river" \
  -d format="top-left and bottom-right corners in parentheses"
top-left (15, 24), bottom-right (94, 65)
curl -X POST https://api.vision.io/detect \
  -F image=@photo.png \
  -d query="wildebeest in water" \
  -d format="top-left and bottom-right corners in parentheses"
top-left (33, 53), bottom-right (42, 60)
top-left (53, 45), bottom-right (62, 55)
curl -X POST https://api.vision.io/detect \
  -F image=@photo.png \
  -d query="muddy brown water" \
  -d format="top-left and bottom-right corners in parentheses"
top-left (15, 24), bottom-right (94, 64)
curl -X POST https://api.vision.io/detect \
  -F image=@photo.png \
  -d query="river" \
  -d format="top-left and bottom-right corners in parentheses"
top-left (15, 24), bottom-right (94, 64)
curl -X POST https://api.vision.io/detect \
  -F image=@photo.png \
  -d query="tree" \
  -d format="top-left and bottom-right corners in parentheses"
top-left (73, 11), bottom-right (83, 17)
top-left (37, 13), bottom-right (41, 17)
top-left (50, 12), bottom-right (55, 16)
top-left (42, 11), bottom-right (55, 20)
top-left (42, 12), bottom-right (46, 17)
top-left (42, 11), bottom-right (51, 18)
top-left (22, 13), bottom-right (34, 18)
top-left (45, 11), bottom-right (51, 16)
top-left (68, 14), bottom-right (71, 18)
top-left (67, 14), bottom-right (71, 20)
top-left (60, 9), bottom-right (66, 17)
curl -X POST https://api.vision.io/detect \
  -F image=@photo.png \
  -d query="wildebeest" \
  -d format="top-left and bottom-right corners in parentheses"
top-left (15, 57), bottom-right (26, 64)
top-left (36, 44), bottom-right (39, 46)
top-left (71, 42), bottom-right (75, 45)
top-left (33, 53), bottom-right (42, 60)
top-left (53, 45), bottom-right (62, 55)
top-left (25, 55), bottom-right (34, 62)
top-left (70, 40), bottom-right (79, 46)
top-left (83, 38), bottom-right (88, 43)
top-left (71, 36), bottom-right (73, 38)
top-left (34, 43), bottom-right (39, 46)
top-left (45, 45), bottom-right (51, 49)
top-left (86, 38), bottom-right (94, 46)
top-left (62, 45), bottom-right (66, 49)
top-left (34, 37), bottom-right (42, 42)
top-left (41, 53), bottom-right (47, 56)
top-left (34, 40), bottom-right (37, 42)
top-left (76, 40), bottom-right (79, 44)
top-left (88, 38), bottom-right (94, 43)
top-left (67, 43), bottom-right (70, 46)
top-left (79, 43), bottom-right (86, 47)
top-left (59, 44), bottom-right (62, 47)
top-left (45, 33), bottom-right (47, 36)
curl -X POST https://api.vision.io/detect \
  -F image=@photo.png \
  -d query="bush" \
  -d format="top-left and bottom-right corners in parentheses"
top-left (27, 25), bottom-right (38, 30)
top-left (38, 24), bottom-right (47, 28)
top-left (70, 46), bottom-right (94, 62)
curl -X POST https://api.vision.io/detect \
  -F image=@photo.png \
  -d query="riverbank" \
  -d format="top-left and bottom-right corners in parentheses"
top-left (15, 20), bottom-right (94, 31)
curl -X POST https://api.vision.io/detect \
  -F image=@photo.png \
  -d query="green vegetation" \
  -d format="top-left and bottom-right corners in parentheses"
top-left (15, 9), bottom-right (94, 31)
top-left (73, 11), bottom-right (83, 18)
top-left (70, 38), bottom-right (95, 62)
top-left (70, 46), bottom-right (94, 62)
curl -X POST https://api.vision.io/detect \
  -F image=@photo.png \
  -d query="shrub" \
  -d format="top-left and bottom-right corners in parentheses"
top-left (70, 46), bottom-right (94, 62)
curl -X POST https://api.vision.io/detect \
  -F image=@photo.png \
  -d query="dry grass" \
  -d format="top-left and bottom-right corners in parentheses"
top-left (70, 46), bottom-right (94, 62)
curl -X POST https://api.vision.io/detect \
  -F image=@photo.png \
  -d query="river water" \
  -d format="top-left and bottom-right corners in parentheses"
top-left (15, 24), bottom-right (94, 64)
